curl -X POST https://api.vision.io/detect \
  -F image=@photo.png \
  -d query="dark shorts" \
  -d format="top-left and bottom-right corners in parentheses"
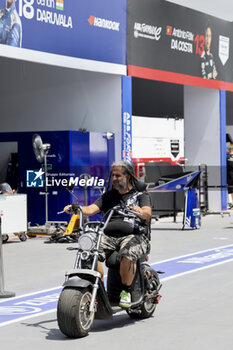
top-left (99, 234), bottom-right (150, 263)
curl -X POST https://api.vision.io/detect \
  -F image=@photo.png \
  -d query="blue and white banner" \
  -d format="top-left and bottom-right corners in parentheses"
top-left (122, 76), bottom-right (132, 163)
top-left (0, 0), bottom-right (126, 69)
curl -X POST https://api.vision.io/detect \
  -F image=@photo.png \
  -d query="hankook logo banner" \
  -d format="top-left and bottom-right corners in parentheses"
top-left (88, 15), bottom-right (120, 31)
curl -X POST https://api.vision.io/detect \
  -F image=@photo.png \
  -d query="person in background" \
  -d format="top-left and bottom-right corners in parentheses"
top-left (0, 0), bottom-right (22, 47)
top-left (201, 23), bottom-right (217, 80)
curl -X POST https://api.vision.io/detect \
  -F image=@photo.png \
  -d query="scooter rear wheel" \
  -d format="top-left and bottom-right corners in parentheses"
top-left (127, 266), bottom-right (159, 319)
top-left (127, 298), bottom-right (156, 319)
top-left (57, 287), bottom-right (94, 338)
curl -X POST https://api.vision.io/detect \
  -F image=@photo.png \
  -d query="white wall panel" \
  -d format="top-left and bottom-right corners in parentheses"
top-left (0, 58), bottom-right (122, 160)
top-left (184, 85), bottom-right (221, 211)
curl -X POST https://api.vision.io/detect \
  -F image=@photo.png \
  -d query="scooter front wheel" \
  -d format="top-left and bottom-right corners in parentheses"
top-left (57, 287), bottom-right (94, 338)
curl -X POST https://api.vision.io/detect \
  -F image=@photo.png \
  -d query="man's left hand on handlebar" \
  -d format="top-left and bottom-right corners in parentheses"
top-left (130, 205), bottom-right (151, 221)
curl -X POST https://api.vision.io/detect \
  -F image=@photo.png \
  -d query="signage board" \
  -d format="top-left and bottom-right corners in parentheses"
top-left (0, 0), bottom-right (126, 71)
top-left (127, 0), bottom-right (233, 90)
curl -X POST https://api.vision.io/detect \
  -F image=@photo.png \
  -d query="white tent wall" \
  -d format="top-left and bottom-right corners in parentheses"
top-left (184, 85), bottom-right (221, 211)
top-left (0, 58), bottom-right (122, 160)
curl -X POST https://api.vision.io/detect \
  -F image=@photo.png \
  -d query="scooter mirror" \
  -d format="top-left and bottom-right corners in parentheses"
top-left (66, 184), bottom-right (74, 191)
top-left (65, 184), bottom-right (79, 202)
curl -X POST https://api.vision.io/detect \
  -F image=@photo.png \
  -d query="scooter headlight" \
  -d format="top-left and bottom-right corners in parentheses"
top-left (78, 233), bottom-right (95, 251)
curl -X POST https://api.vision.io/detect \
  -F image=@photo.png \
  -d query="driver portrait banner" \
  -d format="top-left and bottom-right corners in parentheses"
top-left (0, 0), bottom-right (126, 67)
top-left (127, 0), bottom-right (233, 91)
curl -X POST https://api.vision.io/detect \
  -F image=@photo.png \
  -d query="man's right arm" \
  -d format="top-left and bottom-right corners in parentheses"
top-left (82, 204), bottom-right (101, 216)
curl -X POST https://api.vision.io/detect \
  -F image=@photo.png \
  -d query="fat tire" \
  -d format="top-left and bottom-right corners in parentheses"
top-left (19, 234), bottom-right (27, 242)
top-left (57, 287), bottom-right (94, 338)
top-left (2, 234), bottom-right (9, 243)
top-left (127, 266), bottom-right (160, 320)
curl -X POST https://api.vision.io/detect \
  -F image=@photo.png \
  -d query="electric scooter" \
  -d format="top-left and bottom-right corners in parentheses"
top-left (57, 203), bottom-right (162, 338)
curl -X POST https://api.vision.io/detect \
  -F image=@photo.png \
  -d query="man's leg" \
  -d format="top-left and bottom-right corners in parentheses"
top-left (97, 234), bottom-right (118, 283)
top-left (119, 257), bottom-right (135, 308)
top-left (118, 234), bottom-right (150, 308)
top-left (97, 261), bottom-right (104, 282)
top-left (120, 256), bottom-right (136, 286)
top-left (118, 235), bottom-right (138, 308)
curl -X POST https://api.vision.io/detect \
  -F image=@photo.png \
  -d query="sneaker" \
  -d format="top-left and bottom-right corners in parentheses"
top-left (119, 290), bottom-right (131, 308)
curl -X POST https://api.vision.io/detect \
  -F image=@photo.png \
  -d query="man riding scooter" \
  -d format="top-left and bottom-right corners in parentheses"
top-left (64, 160), bottom-right (151, 308)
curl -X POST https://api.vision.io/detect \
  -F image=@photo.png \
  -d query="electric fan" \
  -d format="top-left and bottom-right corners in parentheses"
top-left (32, 133), bottom-right (51, 224)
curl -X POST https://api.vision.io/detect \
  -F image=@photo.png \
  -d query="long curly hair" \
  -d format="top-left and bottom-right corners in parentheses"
top-left (106, 161), bottom-right (138, 191)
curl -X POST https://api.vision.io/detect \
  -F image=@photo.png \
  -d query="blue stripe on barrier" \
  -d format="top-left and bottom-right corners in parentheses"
top-left (1, 244), bottom-right (233, 327)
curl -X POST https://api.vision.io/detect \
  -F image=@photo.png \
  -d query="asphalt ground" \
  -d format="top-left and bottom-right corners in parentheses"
top-left (0, 212), bottom-right (233, 349)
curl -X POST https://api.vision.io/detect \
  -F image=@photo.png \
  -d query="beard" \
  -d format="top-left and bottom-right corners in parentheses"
top-left (113, 177), bottom-right (127, 191)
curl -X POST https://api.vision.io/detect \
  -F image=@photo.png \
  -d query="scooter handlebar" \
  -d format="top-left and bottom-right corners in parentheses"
top-left (57, 203), bottom-right (81, 215)
top-left (113, 205), bottom-right (142, 217)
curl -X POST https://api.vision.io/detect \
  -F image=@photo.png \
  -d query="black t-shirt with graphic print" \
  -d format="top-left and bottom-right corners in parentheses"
top-left (94, 188), bottom-right (151, 237)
